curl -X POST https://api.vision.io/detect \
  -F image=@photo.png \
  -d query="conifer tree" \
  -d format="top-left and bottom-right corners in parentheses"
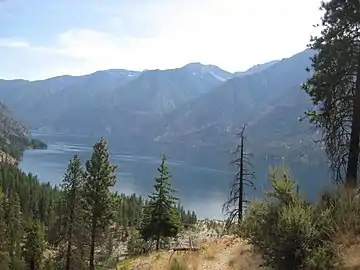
top-left (22, 221), bottom-right (45, 270)
top-left (223, 125), bottom-right (255, 227)
top-left (302, 0), bottom-right (360, 186)
top-left (5, 192), bottom-right (23, 269)
top-left (58, 155), bottom-right (86, 270)
top-left (190, 211), bottom-right (197, 225)
top-left (83, 137), bottom-right (117, 270)
top-left (140, 153), bottom-right (180, 251)
top-left (0, 187), bottom-right (11, 269)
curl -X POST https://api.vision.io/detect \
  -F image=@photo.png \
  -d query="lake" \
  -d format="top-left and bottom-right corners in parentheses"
top-left (20, 132), bottom-right (330, 219)
top-left (20, 132), bottom-right (237, 219)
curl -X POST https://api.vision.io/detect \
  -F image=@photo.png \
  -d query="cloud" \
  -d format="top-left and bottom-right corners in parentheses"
top-left (0, 38), bottom-right (29, 48)
top-left (0, 0), bottom-right (323, 80)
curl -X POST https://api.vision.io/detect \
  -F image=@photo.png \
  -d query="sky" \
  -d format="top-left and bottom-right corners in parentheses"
top-left (0, 0), bottom-right (323, 80)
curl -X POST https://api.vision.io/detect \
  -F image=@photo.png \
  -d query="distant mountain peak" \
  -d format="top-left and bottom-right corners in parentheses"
top-left (234, 60), bottom-right (280, 77)
top-left (181, 62), bottom-right (232, 82)
top-left (182, 62), bottom-right (219, 69)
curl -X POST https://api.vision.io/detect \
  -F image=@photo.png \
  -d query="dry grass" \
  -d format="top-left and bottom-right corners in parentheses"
top-left (116, 234), bottom-right (360, 270)
top-left (117, 235), bottom-right (262, 270)
top-left (341, 244), bottom-right (360, 269)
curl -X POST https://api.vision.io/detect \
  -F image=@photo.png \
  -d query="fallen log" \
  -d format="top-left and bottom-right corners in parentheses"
top-left (172, 247), bottom-right (199, 252)
top-left (169, 247), bottom-right (199, 262)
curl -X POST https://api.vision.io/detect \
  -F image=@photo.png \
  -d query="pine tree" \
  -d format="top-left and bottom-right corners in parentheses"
top-left (83, 137), bottom-right (117, 270)
top-left (140, 153), bottom-right (180, 251)
top-left (302, 0), bottom-right (360, 186)
top-left (58, 155), bottom-right (86, 270)
top-left (0, 187), bottom-right (11, 269)
top-left (22, 221), bottom-right (45, 270)
top-left (222, 125), bottom-right (255, 227)
top-left (5, 192), bottom-right (23, 269)
top-left (190, 211), bottom-right (197, 225)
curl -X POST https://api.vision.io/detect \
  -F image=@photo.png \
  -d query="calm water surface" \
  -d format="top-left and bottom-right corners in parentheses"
top-left (20, 132), bottom-right (330, 219)
top-left (20, 132), bottom-right (234, 219)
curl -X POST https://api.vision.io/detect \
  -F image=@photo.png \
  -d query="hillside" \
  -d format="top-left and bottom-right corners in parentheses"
top-left (0, 50), bottom-right (317, 156)
top-left (0, 102), bottom-right (44, 161)
top-left (155, 50), bottom-right (318, 154)
top-left (233, 59), bottom-right (279, 77)
top-left (0, 70), bottom-right (140, 129)
top-left (49, 64), bottom-right (231, 136)
top-left (0, 49), bottom-right (327, 180)
top-left (123, 234), bottom-right (262, 270)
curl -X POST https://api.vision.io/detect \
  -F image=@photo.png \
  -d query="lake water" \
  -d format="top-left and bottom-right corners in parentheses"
top-left (20, 132), bottom-right (330, 219)
top-left (20, 132), bottom-right (236, 219)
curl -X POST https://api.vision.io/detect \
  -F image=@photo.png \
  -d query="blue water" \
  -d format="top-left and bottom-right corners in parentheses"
top-left (20, 132), bottom-right (233, 219)
top-left (20, 132), bottom-right (330, 219)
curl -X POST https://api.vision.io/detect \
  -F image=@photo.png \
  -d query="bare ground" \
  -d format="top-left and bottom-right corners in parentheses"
top-left (117, 235), bottom-right (263, 270)
top-left (117, 235), bottom-right (360, 270)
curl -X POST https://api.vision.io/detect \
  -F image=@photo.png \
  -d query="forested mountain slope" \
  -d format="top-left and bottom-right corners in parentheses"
top-left (0, 49), bottom-right (320, 162)
top-left (154, 50), bottom-right (317, 154)
top-left (0, 102), bottom-right (45, 161)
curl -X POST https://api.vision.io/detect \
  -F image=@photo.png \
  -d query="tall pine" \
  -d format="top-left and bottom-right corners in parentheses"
top-left (83, 137), bottom-right (117, 270)
top-left (140, 153), bottom-right (180, 251)
top-left (22, 221), bottom-right (45, 270)
top-left (5, 193), bottom-right (23, 269)
top-left (0, 187), bottom-right (11, 269)
top-left (302, 0), bottom-right (360, 186)
top-left (58, 155), bottom-right (86, 270)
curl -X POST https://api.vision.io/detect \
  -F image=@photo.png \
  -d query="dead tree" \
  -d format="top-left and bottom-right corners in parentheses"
top-left (222, 124), bottom-right (255, 228)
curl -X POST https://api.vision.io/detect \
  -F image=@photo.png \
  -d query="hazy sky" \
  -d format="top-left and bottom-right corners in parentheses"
top-left (0, 0), bottom-right (323, 80)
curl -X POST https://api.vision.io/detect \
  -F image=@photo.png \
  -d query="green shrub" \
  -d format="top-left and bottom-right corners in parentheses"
top-left (318, 186), bottom-right (360, 246)
top-left (127, 230), bottom-right (148, 257)
top-left (169, 258), bottom-right (189, 270)
top-left (241, 165), bottom-right (340, 270)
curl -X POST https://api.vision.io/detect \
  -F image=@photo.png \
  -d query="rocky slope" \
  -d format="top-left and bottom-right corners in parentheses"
top-left (0, 102), bottom-right (42, 161)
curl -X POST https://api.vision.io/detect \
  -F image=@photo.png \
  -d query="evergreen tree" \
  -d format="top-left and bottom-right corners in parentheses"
top-left (223, 125), bottom-right (255, 227)
top-left (22, 221), bottom-right (45, 270)
top-left (302, 0), bottom-right (360, 186)
top-left (58, 155), bottom-right (86, 270)
top-left (140, 153), bottom-right (180, 251)
top-left (0, 187), bottom-right (11, 269)
top-left (5, 192), bottom-right (23, 269)
top-left (83, 137), bottom-right (117, 270)
top-left (190, 211), bottom-right (197, 225)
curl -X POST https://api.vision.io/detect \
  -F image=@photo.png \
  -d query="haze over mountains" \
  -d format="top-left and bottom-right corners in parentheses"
top-left (0, 49), bottom-right (322, 162)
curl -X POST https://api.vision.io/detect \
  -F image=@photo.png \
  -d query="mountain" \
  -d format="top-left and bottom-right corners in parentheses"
top-left (0, 69), bottom-right (140, 128)
top-left (234, 60), bottom-right (280, 77)
top-left (0, 63), bottom-right (232, 137)
top-left (0, 102), bottom-right (44, 161)
top-left (154, 50), bottom-right (316, 152)
top-left (0, 51), bottom-right (320, 162)
top-left (182, 62), bottom-right (233, 81)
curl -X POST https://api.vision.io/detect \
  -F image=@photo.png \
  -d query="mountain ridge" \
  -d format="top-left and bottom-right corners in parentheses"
top-left (0, 49), bottom-right (319, 163)
top-left (0, 102), bottom-right (45, 161)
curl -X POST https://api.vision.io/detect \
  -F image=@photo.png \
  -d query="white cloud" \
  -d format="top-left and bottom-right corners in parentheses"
top-left (0, 0), bottom-right (324, 79)
top-left (0, 38), bottom-right (29, 48)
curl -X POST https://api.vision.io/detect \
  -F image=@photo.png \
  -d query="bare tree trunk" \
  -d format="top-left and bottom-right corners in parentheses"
top-left (30, 258), bottom-right (35, 270)
top-left (238, 132), bottom-right (244, 223)
top-left (156, 235), bottom-right (160, 251)
top-left (89, 217), bottom-right (96, 270)
top-left (65, 216), bottom-right (74, 270)
top-left (346, 59), bottom-right (360, 187)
